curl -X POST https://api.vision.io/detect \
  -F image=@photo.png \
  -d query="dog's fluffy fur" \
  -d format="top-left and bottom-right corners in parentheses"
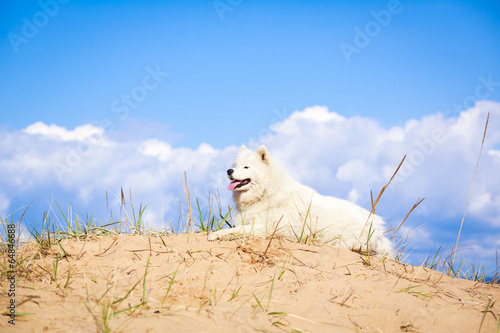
top-left (208, 145), bottom-right (393, 257)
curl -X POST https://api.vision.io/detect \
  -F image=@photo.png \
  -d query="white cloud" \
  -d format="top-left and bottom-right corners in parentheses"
top-left (139, 139), bottom-right (172, 161)
top-left (1, 123), bottom-right (238, 231)
top-left (261, 101), bottom-right (500, 229)
top-left (0, 101), bottom-right (499, 269)
top-left (488, 149), bottom-right (500, 158)
top-left (336, 159), bottom-right (382, 191)
top-left (0, 192), bottom-right (10, 218)
top-left (395, 224), bottom-right (433, 252)
top-left (287, 105), bottom-right (345, 123)
top-left (24, 121), bottom-right (107, 144)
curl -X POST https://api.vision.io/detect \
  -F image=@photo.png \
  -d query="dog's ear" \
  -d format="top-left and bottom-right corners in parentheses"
top-left (239, 145), bottom-right (248, 152)
top-left (256, 145), bottom-right (270, 164)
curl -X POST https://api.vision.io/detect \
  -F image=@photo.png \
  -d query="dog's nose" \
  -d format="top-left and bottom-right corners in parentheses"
top-left (227, 169), bottom-right (234, 176)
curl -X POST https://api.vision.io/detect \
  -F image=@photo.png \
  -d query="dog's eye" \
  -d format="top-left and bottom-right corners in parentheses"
top-left (244, 166), bottom-right (249, 169)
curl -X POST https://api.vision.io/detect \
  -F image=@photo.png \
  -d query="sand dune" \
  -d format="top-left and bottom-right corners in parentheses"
top-left (2, 233), bottom-right (499, 332)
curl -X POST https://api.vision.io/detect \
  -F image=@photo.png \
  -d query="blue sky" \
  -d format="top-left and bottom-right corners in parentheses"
top-left (2, 0), bottom-right (499, 147)
top-left (1, 0), bottom-right (500, 273)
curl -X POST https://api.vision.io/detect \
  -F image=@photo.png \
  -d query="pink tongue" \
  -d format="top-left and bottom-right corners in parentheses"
top-left (228, 180), bottom-right (242, 191)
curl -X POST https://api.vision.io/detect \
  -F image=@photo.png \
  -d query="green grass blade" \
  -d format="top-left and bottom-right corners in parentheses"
top-left (252, 293), bottom-right (265, 313)
top-left (161, 265), bottom-right (179, 308)
top-left (135, 204), bottom-right (148, 233)
top-left (111, 303), bottom-right (143, 317)
top-left (478, 298), bottom-right (493, 333)
top-left (299, 201), bottom-right (313, 242)
top-left (267, 272), bottom-right (276, 313)
top-left (112, 277), bottom-right (144, 307)
top-left (218, 206), bottom-right (234, 230)
top-left (196, 198), bottom-right (206, 232)
top-left (141, 256), bottom-right (150, 305)
top-left (55, 201), bottom-right (75, 235)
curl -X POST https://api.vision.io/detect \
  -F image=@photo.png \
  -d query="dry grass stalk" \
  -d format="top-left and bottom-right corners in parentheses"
top-left (360, 155), bottom-right (406, 237)
top-left (183, 171), bottom-right (193, 232)
top-left (451, 112), bottom-right (490, 268)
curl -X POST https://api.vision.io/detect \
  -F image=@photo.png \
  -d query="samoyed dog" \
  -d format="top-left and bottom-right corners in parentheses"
top-left (208, 145), bottom-right (393, 258)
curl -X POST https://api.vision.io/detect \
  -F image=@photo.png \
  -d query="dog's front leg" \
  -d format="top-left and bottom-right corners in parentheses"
top-left (207, 222), bottom-right (268, 241)
top-left (207, 227), bottom-right (239, 240)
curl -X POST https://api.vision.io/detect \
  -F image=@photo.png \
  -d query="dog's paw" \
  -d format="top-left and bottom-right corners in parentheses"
top-left (207, 231), bottom-right (220, 241)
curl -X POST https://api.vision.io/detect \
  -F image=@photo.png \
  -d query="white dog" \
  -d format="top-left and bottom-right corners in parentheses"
top-left (208, 145), bottom-right (393, 258)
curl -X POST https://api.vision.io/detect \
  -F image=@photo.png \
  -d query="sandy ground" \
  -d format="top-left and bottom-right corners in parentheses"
top-left (1, 233), bottom-right (499, 332)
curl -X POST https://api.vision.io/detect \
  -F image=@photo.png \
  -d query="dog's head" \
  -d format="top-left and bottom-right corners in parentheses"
top-left (227, 145), bottom-right (271, 193)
